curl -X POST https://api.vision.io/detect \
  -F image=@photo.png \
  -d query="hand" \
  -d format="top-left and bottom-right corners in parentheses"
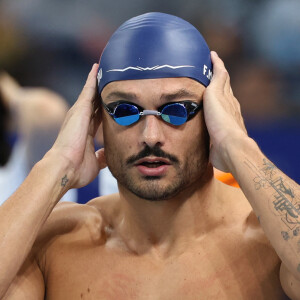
top-left (203, 51), bottom-right (248, 172)
top-left (49, 64), bottom-right (107, 189)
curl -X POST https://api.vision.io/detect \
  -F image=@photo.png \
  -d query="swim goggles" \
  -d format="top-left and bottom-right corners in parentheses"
top-left (101, 100), bottom-right (203, 126)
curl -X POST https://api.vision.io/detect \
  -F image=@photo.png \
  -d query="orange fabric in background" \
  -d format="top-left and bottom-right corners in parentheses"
top-left (214, 169), bottom-right (240, 188)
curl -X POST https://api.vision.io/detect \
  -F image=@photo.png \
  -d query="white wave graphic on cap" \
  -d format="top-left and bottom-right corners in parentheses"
top-left (106, 65), bottom-right (195, 72)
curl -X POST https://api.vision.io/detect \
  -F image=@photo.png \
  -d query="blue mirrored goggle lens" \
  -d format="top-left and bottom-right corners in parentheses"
top-left (112, 103), bottom-right (188, 126)
top-left (114, 103), bottom-right (140, 126)
top-left (161, 103), bottom-right (187, 125)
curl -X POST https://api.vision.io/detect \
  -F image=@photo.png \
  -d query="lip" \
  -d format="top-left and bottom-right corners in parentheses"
top-left (135, 157), bottom-right (171, 177)
top-left (135, 157), bottom-right (171, 165)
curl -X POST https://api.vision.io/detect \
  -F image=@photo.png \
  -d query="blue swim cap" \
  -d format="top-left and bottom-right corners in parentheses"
top-left (97, 12), bottom-right (212, 94)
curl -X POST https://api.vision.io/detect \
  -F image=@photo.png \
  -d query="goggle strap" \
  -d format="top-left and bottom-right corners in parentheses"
top-left (101, 99), bottom-right (114, 115)
top-left (190, 102), bottom-right (203, 114)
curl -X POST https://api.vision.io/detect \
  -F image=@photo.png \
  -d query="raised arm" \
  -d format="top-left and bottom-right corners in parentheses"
top-left (204, 51), bottom-right (300, 299)
top-left (0, 64), bottom-right (106, 298)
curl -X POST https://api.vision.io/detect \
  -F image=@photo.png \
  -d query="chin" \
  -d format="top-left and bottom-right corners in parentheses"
top-left (123, 174), bottom-right (193, 202)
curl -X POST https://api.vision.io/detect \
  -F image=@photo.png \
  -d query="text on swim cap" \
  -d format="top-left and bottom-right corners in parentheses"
top-left (97, 68), bottom-right (103, 86)
top-left (203, 65), bottom-right (212, 80)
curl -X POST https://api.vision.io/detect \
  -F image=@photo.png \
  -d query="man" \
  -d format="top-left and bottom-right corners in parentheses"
top-left (0, 12), bottom-right (299, 299)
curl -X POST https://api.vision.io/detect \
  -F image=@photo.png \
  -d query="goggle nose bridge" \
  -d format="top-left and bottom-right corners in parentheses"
top-left (140, 110), bottom-right (162, 116)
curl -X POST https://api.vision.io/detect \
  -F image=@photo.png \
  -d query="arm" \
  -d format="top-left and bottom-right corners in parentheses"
top-left (204, 52), bottom-right (300, 298)
top-left (2, 254), bottom-right (45, 299)
top-left (0, 64), bottom-right (106, 298)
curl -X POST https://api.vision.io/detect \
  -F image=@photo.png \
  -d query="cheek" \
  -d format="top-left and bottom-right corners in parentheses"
top-left (198, 114), bottom-right (210, 157)
top-left (177, 115), bottom-right (209, 160)
top-left (102, 118), bottom-right (135, 165)
top-left (180, 118), bottom-right (210, 180)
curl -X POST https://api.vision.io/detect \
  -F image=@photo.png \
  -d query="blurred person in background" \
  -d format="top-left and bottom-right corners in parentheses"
top-left (0, 72), bottom-right (76, 203)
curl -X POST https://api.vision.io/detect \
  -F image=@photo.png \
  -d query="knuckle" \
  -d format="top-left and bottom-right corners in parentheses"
top-left (221, 69), bottom-right (229, 78)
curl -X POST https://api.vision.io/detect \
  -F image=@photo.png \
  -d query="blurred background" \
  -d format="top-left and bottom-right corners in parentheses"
top-left (0, 0), bottom-right (299, 186)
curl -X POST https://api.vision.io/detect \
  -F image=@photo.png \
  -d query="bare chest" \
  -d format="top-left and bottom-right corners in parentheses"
top-left (44, 235), bottom-right (287, 300)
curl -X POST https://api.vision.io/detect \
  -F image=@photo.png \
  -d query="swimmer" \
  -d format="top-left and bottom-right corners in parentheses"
top-left (1, 13), bottom-right (299, 299)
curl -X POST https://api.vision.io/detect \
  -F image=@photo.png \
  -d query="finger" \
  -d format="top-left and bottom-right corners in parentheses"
top-left (210, 51), bottom-right (229, 91)
top-left (85, 63), bottom-right (99, 88)
top-left (224, 70), bottom-right (232, 95)
top-left (65, 63), bottom-right (99, 127)
top-left (55, 64), bottom-right (99, 143)
top-left (76, 63), bottom-right (99, 106)
top-left (90, 101), bottom-right (102, 137)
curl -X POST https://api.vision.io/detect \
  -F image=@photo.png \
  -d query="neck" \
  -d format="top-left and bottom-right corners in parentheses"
top-left (115, 166), bottom-right (225, 258)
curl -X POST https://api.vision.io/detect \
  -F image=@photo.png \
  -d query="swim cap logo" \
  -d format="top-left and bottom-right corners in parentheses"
top-left (203, 65), bottom-right (212, 80)
top-left (106, 65), bottom-right (195, 73)
top-left (97, 68), bottom-right (103, 85)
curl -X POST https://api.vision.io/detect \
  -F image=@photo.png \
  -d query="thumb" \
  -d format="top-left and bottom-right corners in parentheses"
top-left (95, 148), bottom-right (107, 170)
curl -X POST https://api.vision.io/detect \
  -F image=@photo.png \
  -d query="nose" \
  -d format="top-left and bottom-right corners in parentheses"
top-left (139, 115), bottom-right (165, 148)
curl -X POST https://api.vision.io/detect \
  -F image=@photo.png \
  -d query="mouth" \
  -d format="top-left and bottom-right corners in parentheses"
top-left (134, 157), bottom-right (171, 176)
top-left (139, 161), bottom-right (168, 168)
top-left (135, 157), bottom-right (171, 167)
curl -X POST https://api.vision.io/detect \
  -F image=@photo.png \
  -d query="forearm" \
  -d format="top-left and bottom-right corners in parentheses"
top-left (224, 136), bottom-right (300, 280)
top-left (0, 151), bottom-right (72, 297)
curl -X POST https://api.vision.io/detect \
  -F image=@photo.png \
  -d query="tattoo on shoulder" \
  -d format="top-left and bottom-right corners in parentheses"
top-left (244, 158), bottom-right (300, 232)
top-left (61, 175), bottom-right (69, 187)
top-left (297, 264), bottom-right (300, 273)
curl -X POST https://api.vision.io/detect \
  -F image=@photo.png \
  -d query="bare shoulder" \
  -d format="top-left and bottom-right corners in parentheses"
top-left (218, 180), bottom-right (278, 249)
top-left (208, 181), bottom-right (287, 298)
top-left (218, 180), bottom-right (258, 221)
top-left (35, 201), bottom-right (102, 246)
top-left (4, 198), bottom-right (116, 300)
top-left (34, 194), bottom-right (120, 257)
top-left (219, 180), bottom-right (281, 269)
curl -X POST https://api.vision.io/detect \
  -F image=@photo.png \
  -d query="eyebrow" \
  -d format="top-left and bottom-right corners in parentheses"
top-left (105, 91), bottom-right (137, 102)
top-left (160, 89), bottom-right (200, 102)
top-left (104, 88), bottom-right (201, 103)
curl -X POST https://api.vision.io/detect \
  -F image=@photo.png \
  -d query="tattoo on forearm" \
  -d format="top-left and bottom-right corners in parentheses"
top-left (61, 175), bottom-right (69, 187)
top-left (297, 264), bottom-right (300, 273)
top-left (281, 227), bottom-right (300, 242)
top-left (244, 158), bottom-right (300, 234)
top-left (281, 231), bottom-right (290, 241)
top-left (294, 227), bottom-right (300, 236)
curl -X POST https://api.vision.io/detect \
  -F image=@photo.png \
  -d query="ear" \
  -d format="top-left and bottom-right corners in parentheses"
top-left (95, 123), bottom-right (104, 146)
top-left (95, 148), bottom-right (107, 170)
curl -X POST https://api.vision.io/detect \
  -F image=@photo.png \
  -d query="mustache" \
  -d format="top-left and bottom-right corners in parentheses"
top-left (126, 145), bottom-right (179, 165)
